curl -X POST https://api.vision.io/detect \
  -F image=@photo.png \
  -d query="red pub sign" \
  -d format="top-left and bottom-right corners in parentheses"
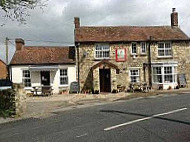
top-left (115, 48), bottom-right (127, 62)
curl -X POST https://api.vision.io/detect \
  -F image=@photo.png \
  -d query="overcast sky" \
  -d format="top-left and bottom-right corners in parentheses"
top-left (0, 0), bottom-right (190, 63)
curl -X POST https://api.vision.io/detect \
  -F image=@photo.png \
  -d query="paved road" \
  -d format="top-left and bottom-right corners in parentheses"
top-left (0, 93), bottom-right (190, 142)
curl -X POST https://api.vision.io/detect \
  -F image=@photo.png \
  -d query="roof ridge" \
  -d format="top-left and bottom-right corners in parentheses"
top-left (24, 46), bottom-right (72, 48)
top-left (80, 25), bottom-right (172, 28)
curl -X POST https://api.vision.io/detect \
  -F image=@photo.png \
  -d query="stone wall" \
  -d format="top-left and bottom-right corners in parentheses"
top-left (93, 68), bottom-right (100, 92)
top-left (111, 68), bottom-right (117, 91)
top-left (0, 84), bottom-right (26, 117)
top-left (14, 84), bottom-right (26, 116)
top-left (78, 41), bottom-right (190, 92)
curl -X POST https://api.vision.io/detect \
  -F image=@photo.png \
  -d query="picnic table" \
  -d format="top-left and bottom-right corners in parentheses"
top-left (129, 82), bottom-right (149, 93)
top-left (32, 86), bottom-right (53, 96)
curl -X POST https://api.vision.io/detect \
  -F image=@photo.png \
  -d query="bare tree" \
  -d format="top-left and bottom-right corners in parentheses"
top-left (0, 0), bottom-right (47, 24)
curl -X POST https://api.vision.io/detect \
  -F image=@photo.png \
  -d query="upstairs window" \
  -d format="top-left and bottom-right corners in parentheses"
top-left (23, 70), bottom-right (31, 87)
top-left (158, 42), bottom-right (172, 57)
top-left (131, 43), bottom-right (137, 55)
top-left (60, 69), bottom-right (68, 85)
top-left (95, 44), bottom-right (110, 59)
top-left (141, 42), bottom-right (147, 54)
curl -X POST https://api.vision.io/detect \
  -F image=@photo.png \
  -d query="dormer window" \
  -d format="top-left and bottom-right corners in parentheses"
top-left (158, 42), bottom-right (172, 57)
top-left (95, 44), bottom-right (110, 59)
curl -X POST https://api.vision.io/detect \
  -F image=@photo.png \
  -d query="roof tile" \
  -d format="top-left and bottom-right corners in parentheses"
top-left (75, 26), bottom-right (189, 42)
top-left (10, 46), bottom-right (75, 65)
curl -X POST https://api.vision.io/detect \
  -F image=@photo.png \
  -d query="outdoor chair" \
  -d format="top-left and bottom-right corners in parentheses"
top-left (42, 86), bottom-right (53, 96)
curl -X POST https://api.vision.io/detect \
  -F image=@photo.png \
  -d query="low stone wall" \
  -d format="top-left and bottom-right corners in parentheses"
top-left (13, 84), bottom-right (26, 116)
top-left (0, 84), bottom-right (26, 117)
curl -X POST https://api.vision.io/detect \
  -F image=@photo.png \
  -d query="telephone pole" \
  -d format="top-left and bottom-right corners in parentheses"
top-left (148, 36), bottom-right (152, 89)
top-left (5, 37), bottom-right (9, 64)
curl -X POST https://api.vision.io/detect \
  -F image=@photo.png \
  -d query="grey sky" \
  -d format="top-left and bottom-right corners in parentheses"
top-left (0, 0), bottom-right (189, 63)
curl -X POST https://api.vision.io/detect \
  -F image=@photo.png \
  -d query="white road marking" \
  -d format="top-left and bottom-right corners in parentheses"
top-left (104, 107), bottom-right (187, 131)
top-left (76, 133), bottom-right (88, 138)
top-left (181, 92), bottom-right (190, 94)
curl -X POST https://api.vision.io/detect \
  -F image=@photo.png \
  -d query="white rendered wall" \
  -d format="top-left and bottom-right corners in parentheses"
top-left (11, 65), bottom-right (76, 94)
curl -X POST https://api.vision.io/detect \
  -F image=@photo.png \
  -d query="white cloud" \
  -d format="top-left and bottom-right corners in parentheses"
top-left (0, 0), bottom-right (189, 62)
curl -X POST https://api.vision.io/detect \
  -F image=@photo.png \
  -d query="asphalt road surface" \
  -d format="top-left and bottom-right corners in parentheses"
top-left (0, 93), bottom-right (190, 142)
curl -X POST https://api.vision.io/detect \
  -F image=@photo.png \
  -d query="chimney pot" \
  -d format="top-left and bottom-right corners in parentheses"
top-left (172, 8), bottom-right (176, 13)
top-left (15, 38), bottom-right (25, 51)
top-left (171, 8), bottom-right (178, 27)
top-left (74, 17), bottom-right (80, 28)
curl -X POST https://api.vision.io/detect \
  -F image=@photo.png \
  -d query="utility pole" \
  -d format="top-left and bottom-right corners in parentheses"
top-left (5, 37), bottom-right (9, 65)
top-left (148, 36), bottom-right (152, 89)
top-left (76, 43), bottom-right (80, 94)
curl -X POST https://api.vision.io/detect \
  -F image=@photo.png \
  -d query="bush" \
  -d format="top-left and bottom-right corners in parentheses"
top-left (0, 89), bottom-right (16, 118)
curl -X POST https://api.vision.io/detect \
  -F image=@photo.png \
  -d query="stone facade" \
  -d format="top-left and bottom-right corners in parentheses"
top-left (0, 60), bottom-right (7, 79)
top-left (78, 41), bottom-right (190, 93)
top-left (14, 84), bottom-right (26, 116)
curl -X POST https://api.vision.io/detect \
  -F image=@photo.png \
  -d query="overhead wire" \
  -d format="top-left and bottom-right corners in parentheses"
top-left (8, 38), bottom-right (74, 45)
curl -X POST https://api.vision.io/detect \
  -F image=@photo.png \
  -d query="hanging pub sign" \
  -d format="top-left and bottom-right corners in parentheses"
top-left (115, 48), bottom-right (127, 62)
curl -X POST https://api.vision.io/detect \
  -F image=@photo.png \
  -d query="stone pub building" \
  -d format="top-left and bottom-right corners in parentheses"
top-left (75, 8), bottom-right (190, 93)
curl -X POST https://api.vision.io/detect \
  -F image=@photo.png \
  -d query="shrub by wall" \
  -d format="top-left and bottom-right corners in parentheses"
top-left (0, 89), bottom-right (16, 118)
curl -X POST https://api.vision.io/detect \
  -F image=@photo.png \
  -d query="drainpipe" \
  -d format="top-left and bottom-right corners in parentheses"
top-left (148, 36), bottom-right (152, 89)
top-left (76, 42), bottom-right (80, 93)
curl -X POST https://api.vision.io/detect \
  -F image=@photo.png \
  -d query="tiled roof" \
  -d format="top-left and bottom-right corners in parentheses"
top-left (0, 59), bottom-right (6, 65)
top-left (10, 46), bottom-right (75, 65)
top-left (75, 26), bottom-right (189, 42)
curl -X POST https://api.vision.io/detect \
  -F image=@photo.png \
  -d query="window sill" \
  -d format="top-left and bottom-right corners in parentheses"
top-left (140, 53), bottom-right (147, 56)
top-left (152, 82), bottom-right (177, 84)
top-left (24, 87), bottom-right (33, 90)
top-left (94, 58), bottom-right (110, 61)
top-left (131, 54), bottom-right (137, 56)
top-left (157, 56), bottom-right (173, 59)
top-left (59, 85), bottom-right (69, 87)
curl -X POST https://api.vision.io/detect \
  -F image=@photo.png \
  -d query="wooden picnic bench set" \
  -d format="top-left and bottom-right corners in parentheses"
top-left (31, 86), bottom-right (53, 96)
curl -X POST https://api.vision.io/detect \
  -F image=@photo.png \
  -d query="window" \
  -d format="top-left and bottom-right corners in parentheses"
top-left (152, 66), bottom-right (177, 83)
top-left (158, 42), bottom-right (172, 57)
top-left (141, 42), bottom-right (147, 54)
top-left (95, 44), bottom-right (110, 59)
top-left (130, 69), bottom-right (139, 83)
top-left (60, 69), bottom-right (68, 85)
top-left (23, 70), bottom-right (31, 87)
top-left (131, 43), bottom-right (137, 54)
top-left (153, 67), bottom-right (162, 83)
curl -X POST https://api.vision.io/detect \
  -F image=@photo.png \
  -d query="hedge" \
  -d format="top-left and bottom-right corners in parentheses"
top-left (0, 89), bottom-right (16, 118)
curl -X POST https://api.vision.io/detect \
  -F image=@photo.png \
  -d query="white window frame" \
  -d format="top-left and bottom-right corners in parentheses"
top-left (158, 42), bottom-right (172, 57)
top-left (141, 42), bottom-right (147, 54)
top-left (152, 64), bottom-right (177, 84)
top-left (152, 67), bottom-right (162, 83)
top-left (60, 68), bottom-right (68, 86)
top-left (23, 70), bottom-right (31, 87)
top-left (131, 42), bottom-right (137, 55)
top-left (94, 43), bottom-right (110, 59)
top-left (129, 69), bottom-right (140, 83)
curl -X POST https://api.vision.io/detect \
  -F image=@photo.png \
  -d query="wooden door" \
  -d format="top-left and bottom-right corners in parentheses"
top-left (41, 71), bottom-right (50, 86)
top-left (99, 69), bottom-right (111, 92)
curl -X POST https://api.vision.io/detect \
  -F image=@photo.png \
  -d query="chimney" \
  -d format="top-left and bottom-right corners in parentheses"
top-left (15, 38), bottom-right (25, 51)
top-left (74, 17), bottom-right (80, 28)
top-left (171, 8), bottom-right (178, 27)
